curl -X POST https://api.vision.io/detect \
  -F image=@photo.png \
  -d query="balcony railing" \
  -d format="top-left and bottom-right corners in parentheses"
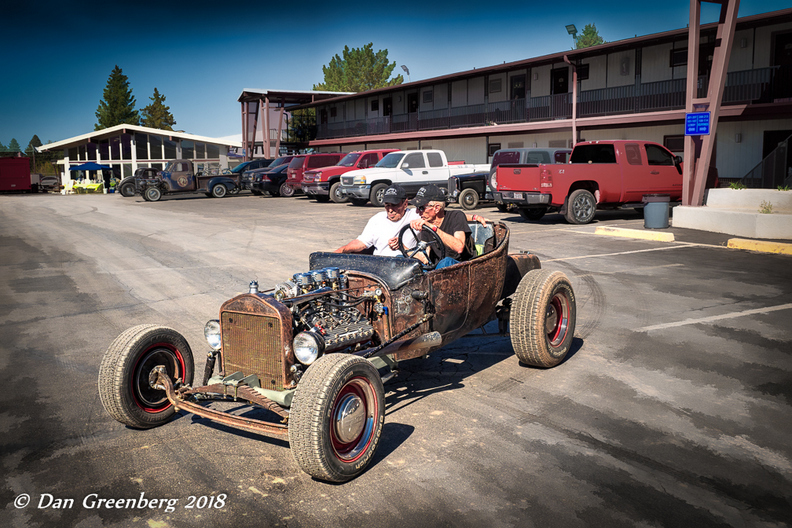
top-left (314, 66), bottom-right (788, 141)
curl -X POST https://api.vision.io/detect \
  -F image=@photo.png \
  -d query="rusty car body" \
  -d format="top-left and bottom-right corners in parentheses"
top-left (98, 221), bottom-right (577, 482)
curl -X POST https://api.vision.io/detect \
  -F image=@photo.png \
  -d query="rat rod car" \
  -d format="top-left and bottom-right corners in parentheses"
top-left (98, 221), bottom-right (577, 482)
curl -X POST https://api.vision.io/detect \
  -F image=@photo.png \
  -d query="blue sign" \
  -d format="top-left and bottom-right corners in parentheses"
top-left (685, 112), bottom-right (711, 136)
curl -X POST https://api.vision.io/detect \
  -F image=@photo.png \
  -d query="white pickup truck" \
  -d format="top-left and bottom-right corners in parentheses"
top-left (338, 150), bottom-right (490, 206)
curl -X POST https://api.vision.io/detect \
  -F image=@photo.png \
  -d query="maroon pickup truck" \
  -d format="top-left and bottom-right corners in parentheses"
top-left (302, 149), bottom-right (398, 203)
top-left (494, 140), bottom-right (683, 224)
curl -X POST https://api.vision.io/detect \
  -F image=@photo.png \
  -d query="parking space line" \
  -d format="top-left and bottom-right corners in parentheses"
top-left (544, 244), bottom-right (699, 262)
top-left (639, 303), bottom-right (792, 332)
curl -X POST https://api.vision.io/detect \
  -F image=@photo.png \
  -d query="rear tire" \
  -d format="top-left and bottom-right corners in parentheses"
top-left (330, 182), bottom-right (348, 203)
top-left (211, 184), bottom-right (227, 198)
top-left (510, 269), bottom-right (576, 368)
top-left (459, 188), bottom-right (479, 210)
top-left (279, 182), bottom-right (295, 197)
top-left (98, 324), bottom-right (194, 429)
top-left (565, 189), bottom-right (596, 224)
top-left (518, 208), bottom-right (547, 221)
top-left (290, 354), bottom-right (385, 482)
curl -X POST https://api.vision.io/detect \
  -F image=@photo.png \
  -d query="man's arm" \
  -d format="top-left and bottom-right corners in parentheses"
top-left (335, 239), bottom-right (368, 254)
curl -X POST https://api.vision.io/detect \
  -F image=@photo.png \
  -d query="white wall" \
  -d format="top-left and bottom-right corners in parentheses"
top-left (717, 119), bottom-right (792, 180)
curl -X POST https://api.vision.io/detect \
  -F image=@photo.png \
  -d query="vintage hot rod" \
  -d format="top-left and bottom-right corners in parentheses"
top-left (98, 221), bottom-right (577, 482)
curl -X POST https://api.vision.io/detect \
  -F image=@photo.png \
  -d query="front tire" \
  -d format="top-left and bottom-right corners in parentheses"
top-left (144, 187), bottom-right (162, 202)
top-left (211, 184), bottom-right (227, 198)
top-left (119, 183), bottom-right (135, 197)
top-left (459, 188), bottom-right (479, 210)
top-left (98, 324), bottom-right (194, 429)
top-left (290, 354), bottom-right (385, 482)
top-left (370, 183), bottom-right (389, 207)
top-left (565, 189), bottom-right (596, 224)
top-left (510, 269), bottom-right (576, 368)
top-left (330, 182), bottom-right (348, 203)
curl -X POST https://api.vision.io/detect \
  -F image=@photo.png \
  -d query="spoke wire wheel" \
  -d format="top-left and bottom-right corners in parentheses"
top-left (510, 269), bottom-right (576, 368)
top-left (289, 354), bottom-right (384, 482)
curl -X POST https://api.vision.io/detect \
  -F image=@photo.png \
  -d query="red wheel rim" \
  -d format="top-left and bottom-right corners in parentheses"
top-left (131, 343), bottom-right (186, 413)
top-left (330, 377), bottom-right (377, 462)
top-left (546, 292), bottom-right (570, 347)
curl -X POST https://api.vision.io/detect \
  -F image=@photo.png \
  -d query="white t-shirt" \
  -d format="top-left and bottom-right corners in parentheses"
top-left (357, 208), bottom-right (421, 256)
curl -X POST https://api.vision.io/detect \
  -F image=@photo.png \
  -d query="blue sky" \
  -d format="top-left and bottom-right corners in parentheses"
top-left (1, 0), bottom-right (788, 149)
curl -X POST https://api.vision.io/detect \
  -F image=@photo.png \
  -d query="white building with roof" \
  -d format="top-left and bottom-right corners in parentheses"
top-left (37, 124), bottom-right (242, 186)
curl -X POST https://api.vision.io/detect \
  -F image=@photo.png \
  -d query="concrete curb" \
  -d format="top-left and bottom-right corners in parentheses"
top-left (727, 239), bottom-right (792, 256)
top-left (594, 226), bottom-right (675, 242)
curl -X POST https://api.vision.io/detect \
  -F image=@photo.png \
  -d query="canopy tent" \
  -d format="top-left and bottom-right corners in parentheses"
top-left (69, 162), bottom-right (112, 171)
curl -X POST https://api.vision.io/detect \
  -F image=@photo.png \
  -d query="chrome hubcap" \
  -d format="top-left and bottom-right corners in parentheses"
top-left (334, 393), bottom-right (366, 444)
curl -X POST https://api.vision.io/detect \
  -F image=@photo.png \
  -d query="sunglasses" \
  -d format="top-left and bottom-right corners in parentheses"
top-left (417, 203), bottom-right (439, 213)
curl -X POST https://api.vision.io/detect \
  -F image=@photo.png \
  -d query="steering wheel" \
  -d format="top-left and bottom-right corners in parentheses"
top-left (397, 224), bottom-right (446, 270)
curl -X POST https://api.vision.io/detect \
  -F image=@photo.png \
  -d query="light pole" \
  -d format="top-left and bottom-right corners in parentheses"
top-left (401, 65), bottom-right (411, 83)
top-left (566, 24), bottom-right (578, 47)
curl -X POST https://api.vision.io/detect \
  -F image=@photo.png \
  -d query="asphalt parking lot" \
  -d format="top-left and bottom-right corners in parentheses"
top-left (1, 191), bottom-right (791, 528)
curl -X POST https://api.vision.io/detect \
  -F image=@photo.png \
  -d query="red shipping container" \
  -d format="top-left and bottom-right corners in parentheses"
top-left (0, 157), bottom-right (32, 192)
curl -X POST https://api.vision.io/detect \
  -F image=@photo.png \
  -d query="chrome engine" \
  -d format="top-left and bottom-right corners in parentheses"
top-left (272, 267), bottom-right (377, 353)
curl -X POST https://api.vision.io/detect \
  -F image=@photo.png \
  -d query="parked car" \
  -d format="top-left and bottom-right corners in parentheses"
top-left (98, 221), bottom-right (577, 482)
top-left (489, 148), bottom-right (572, 211)
top-left (284, 153), bottom-right (345, 197)
top-left (241, 156), bottom-right (295, 195)
top-left (136, 160), bottom-right (239, 202)
top-left (35, 174), bottom-right (61, 192)
top-left (301, 149), bottom-right (399, 203)
top-left (339, 150), bottom-right (490, 206)
top-left (250, 164), bottom-right (291, 196)
top-left (447, 171), bottom-right (492, 210)
top-left (117, 167), bottom-right (159, 197)
top-left (494, 140), bottom-right (683, 223)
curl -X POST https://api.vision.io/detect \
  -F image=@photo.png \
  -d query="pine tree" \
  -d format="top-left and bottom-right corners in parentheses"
top-left (7, 138), bottom-right (22, 153)
top-left (0, 141), bottom-right (6, 153)
top-left (95, 65), bottom-right (140, 130)
top-left (575, 24), bottom-right (606, 49)
top-left (25, 135), bottom-right (42, 156)
top-left (313, 43), bottom-right (403, 92)
top-left (140, 88), bottom-right (176, 130)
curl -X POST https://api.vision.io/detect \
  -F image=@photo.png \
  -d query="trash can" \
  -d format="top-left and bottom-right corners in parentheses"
top-left (643, 194), bottom-right (670, 229)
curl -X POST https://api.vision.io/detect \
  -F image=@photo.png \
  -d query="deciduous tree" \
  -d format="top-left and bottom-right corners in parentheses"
top-left (140, 88), bottom-right (176, 130)
top-left (313, 43), bottom-right (403, 92)
top-left (575, 24), bottom-right (606, 49)
top-left (95, 65), bottom-right (140, 130)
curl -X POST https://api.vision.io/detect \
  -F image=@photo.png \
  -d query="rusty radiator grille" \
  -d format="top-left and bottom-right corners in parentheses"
top-left (221, 312), bottom-right (284, 390)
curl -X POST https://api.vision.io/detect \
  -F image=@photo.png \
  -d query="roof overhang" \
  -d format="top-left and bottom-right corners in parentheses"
top-left (237, 89), bottom-right (354, 106)
top-left (37, 124), bottom-right (242, 152)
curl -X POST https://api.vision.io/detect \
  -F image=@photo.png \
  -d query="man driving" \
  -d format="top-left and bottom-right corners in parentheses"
top-left (334, 184), bottom-right (419, 256)
top-left (408, 184), bottom-right (477, 269)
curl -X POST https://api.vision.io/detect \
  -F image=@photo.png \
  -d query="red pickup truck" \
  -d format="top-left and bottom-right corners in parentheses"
top-left (494, 140), bottom-right (683, 224)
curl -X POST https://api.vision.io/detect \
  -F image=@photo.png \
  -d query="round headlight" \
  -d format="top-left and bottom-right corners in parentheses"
top-left (293, 331), bottom-right (325, 366)
top-left (204, 319), bottom-right (222, 350)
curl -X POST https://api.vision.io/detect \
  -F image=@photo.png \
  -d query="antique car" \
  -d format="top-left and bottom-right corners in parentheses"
top-left (98, 221), bottom-right (577, 482)
top-left (447, 171), bottom-right (492, 210)
top-left (117, 167), bottom-right (158, 197)
top-left (136, 159), bottom-right (239, 201)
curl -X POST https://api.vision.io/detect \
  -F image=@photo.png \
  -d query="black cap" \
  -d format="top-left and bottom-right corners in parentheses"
top-left (382, 184), bottom-right (408, 204)
top-left (410, 184), bottom-right (445, 207)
